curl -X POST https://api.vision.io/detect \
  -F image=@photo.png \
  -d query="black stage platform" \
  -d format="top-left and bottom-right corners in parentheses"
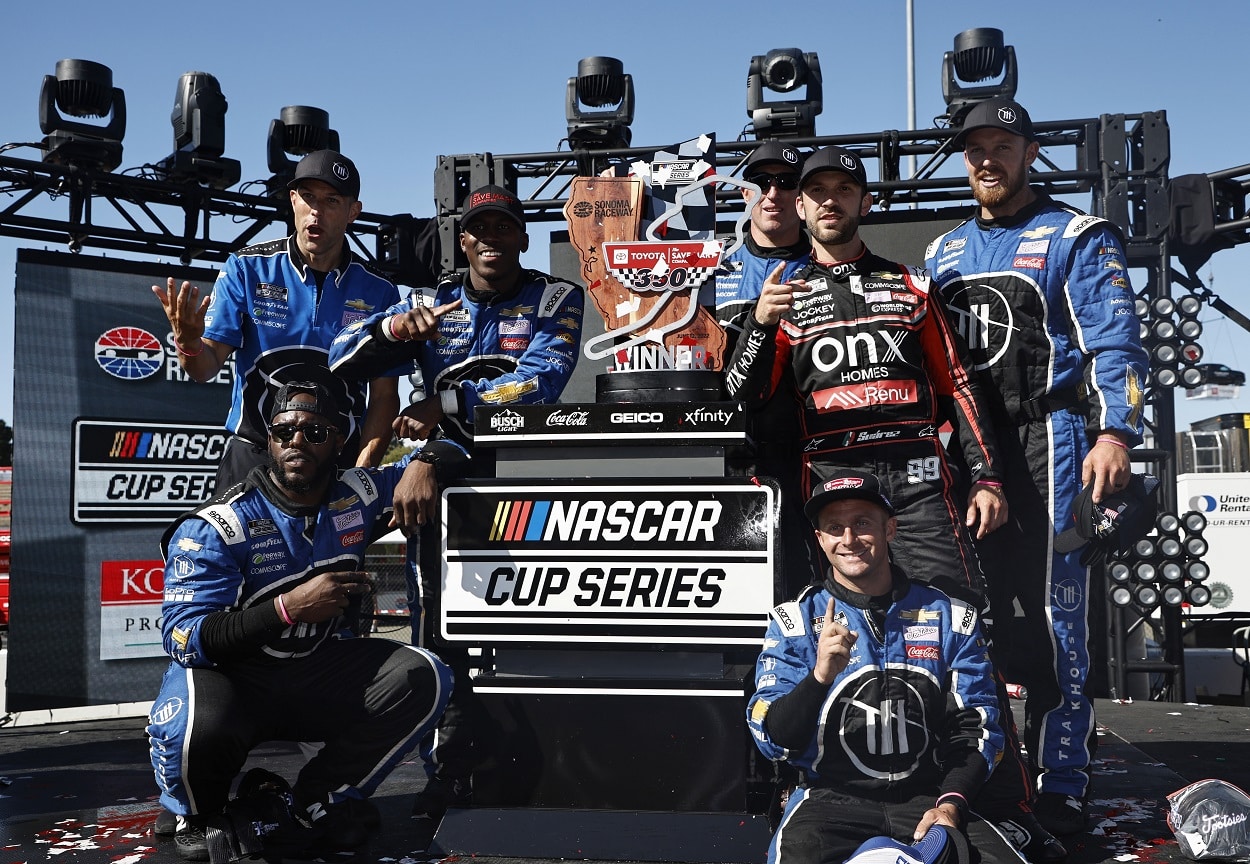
top-left (1, 698), bottom-right (1247, 863)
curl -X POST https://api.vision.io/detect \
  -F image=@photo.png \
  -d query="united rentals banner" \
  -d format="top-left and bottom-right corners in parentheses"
top-left (9, 250), bottom-right (228, 710)
top-left (440, 481), bottom-right (776, 646)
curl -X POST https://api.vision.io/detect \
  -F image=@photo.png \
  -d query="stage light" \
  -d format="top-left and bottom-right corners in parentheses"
top-left (746, 48), bottom-right (823, 139)
top-left (1186, 584), bottom-right (1211, 606)
top-left (1133, 561), bottom-right (1157, 583)
top-left (38, 58), bottom-right (126, 171)
top-left (1133, 537), bottom-right (1157, 559)
top-left (1135, 299), bottom-right (1150, 318)
top-left (1160, 561), bottom-right (1184, 583)
top-left (1178, 294), bottom-right (1203, 317)
top-left (1186, 561), bottom-right (1210, 582)
top-left (1179, 319), bottom-right (1203, 340)
top-left (1161, 585), bottom-right (1185, 607)
top-left (1182, 511), bottom-right (1207, 533)
top-left (1151, 297), bottom-right (1176, 317)
top-left (1133, 584), bottom-right (1160, 609)
top-left (1152, 343), bottom-right (1179, 364)
top-left (566, 56), bottom-right (634, 150)
top-left (941, 28), bottom-right (1018, 123)
top-left (1152, 367), bottom-right (1179, 388)
top-left (1185, 536), bottom-right (1209, 557)
top-left (266, 105), bottom-right (340, 195)
top-left (1156, 512), bottom-right (1181, 534)
top-left (152, 71), bottom-right (240, 189)
top-left (1151, 319), bottom-right (1177, 340)
top-left (1181, 343), bottom-right (1203, 364)
top-left (1108, 561), bottom-right (1133, 584)
top-left (1110, 586), bottom-right (1134, 607)
top-left (1158, 537), bottom-right (1183, 559)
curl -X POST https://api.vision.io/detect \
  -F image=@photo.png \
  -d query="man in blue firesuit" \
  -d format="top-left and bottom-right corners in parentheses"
top-left (152, 149), bottom-right (401, 488)
top-left (329, 183), bottom-right (584, 821)
top-left (925, 98), bottom-right (1148, 836)
top-left (146, 381), bottom-right (453, 861)
top-left (748, 470), bottom-right (1022, 864)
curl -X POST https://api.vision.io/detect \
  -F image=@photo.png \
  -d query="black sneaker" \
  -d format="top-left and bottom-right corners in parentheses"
top-left (411, 776), bottom-right (473, 821)
top-left (1034, 792), bottom-right (1087, 836)
top-left (153, 806), bottom-right (177, 837)
top-left (991, 809), bottom-right (1068, 863)
top-left (300, 798), bottom-right (369, 850)
top-left (174, 816), bottom-right (210, 862)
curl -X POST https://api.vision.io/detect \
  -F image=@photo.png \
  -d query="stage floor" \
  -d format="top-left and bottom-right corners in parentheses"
top-left (1, 698), bottom-right (1247, 864)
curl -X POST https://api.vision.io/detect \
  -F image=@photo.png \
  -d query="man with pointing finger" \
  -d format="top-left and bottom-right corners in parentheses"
top-left (747, 470), bottom-right (1021, 864)
top-left (329, 183), bottom-right (584, 821)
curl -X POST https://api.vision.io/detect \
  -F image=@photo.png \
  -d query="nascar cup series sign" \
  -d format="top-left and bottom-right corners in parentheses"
top-left (440, 482), bottom-right (775, 646)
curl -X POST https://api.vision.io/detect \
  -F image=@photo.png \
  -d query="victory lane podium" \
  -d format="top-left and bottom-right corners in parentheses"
top-left (427, 401), bottom-right (779, 862)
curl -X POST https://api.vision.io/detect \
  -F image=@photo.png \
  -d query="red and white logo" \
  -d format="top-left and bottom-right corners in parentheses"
top-left (906, 644), bottom-right (941, 661)
top-left (812, 380), bottom-right (918, 413)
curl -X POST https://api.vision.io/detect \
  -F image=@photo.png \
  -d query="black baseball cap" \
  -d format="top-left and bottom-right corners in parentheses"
top-left (953, 98), bottom-right (1035, 148)
top-left (799, 145), bottom-right (868, 191)
top-left (1054, 473), bottom-right (1160, 556)
top-left (287, 149), bottom-right (361, 199)
top-left (804, 470), bottom-right (896, 526)
top-left (745, 141), bottom-right (804, 174)
top-left (269, 380), bottom-right (347, 431)
top-left (462, 184), bottom-right (526, 229)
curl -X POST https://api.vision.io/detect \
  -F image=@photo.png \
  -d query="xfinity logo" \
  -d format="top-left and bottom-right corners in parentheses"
top-left (811, 331), bottom-right (906, 372)
top-left (683, 408), bottom-right (732, 426)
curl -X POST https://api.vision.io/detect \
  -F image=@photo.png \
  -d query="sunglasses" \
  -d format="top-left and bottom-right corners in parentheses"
top-left (745, 172), bottom-right (800, 191)
top-left (269, 423), bottom-right (335, 445)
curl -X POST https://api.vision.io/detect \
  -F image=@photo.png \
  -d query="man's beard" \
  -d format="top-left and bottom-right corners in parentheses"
top-left (808, 208), bottom-right (862, 249)
top-left (972, 169), bottom-right (1026, 210)
top-left (268, 452), bottom-right (336, 496)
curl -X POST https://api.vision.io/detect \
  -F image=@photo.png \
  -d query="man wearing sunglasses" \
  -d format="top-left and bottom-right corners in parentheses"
top-left (152, 149), bottom-right (402, 491)
top-left (147, 381), bottom-right (454, 861)
top-left (726, 145), bottom-right (1066, 863)
top-left (716, 142), bottom-right (818, 600)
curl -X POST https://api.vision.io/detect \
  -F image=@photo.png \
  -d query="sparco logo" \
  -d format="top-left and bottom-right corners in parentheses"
top-left (206, 509), bottom-right (236, 538)
top-left (546, 409), bottom-right (589, 427)
top-left (811, 331), bottom-right (906, 372)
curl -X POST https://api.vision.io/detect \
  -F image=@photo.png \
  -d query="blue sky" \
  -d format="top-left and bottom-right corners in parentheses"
top-left (2, 0), bottom-right (1248, 435)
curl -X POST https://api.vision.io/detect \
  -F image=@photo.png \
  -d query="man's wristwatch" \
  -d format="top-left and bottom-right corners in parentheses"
top-left (415, 449), bottom-right (439, 466)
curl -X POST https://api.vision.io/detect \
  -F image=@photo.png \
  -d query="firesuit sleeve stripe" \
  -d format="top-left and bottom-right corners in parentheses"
top-left (537, 280), bottom-right (579, 318)
top-left (1059, 223), bottom-right (1147, 443)
top-left (340, 468), bottom-right (381, 505)
top-left (197, 505), bottom-right (247, 546)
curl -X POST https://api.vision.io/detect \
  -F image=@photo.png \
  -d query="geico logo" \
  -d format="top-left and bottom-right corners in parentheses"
top-left (811, 331), bottom-right (906, 372)
top-left (484, 565), bottom-right (726, 608)
top-left (541, 498), bottom-right (722, 543)
top-left (610, 412), bottom-right (663, 424)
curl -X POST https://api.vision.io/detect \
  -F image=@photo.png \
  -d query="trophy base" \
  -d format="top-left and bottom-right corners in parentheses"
top-left (595, 370), bottom-right (726, 404)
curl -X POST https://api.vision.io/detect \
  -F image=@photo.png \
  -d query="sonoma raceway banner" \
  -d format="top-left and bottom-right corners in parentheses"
top-left (440, 480), bottom-right (777, 646)
top-left (10, 250), bottom-right (229, 710)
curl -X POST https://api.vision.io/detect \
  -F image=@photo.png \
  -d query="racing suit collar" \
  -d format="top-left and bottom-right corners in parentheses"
top-left (744, 231), bottom-right (810, 261)
top-left (287, 234), bottom-right (352, 280)
top-left (823, 563), bottom-right (911, 608)
top-left (249, 463), bottom-right (329, 518)
top-left (461, 269), bottom-right (528, 306)
top-left (974, 189), bottom-right (1051, 231)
